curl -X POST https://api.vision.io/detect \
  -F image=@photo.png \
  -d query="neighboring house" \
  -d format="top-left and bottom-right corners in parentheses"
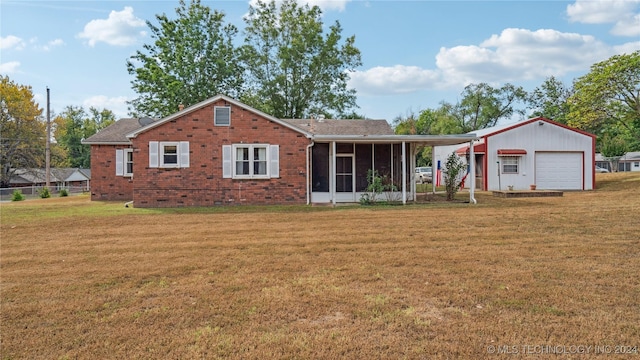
top-left (595, 151), bottom-right (640, 172)
top-left (9, 168), bottom-right (91, 190)
top-left (83, 94), bottom-right (477, 208)
top-left (434, 117), bottom-right (596, 191)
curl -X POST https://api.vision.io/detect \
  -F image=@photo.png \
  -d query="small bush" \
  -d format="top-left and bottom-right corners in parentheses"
top-left (59, 188), bottom-right (69, 197)
top-left (360, 169), bottom-right (384, 205)
top-left (39, 187), bottom-right (51, 199)
top-left (11, 190), bottom-right (25, 201)
top-left (443, 152), bottom-right (467, 201)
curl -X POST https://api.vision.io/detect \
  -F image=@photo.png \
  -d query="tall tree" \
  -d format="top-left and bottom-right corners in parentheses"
top-left (127, 0), bottom-right (243, 118)
top-left (567, 51), bottom-right (640, 148)
top-left (55, 106), bottom-right (115, 168)
top-left (449, 83), bottom-right (528, 133)
top-left (0, 76), bottom-right (45, 187)
top-left (527, 76), bottom-right (572, 123)
top-left (242, 0), bottom-right (362, 119)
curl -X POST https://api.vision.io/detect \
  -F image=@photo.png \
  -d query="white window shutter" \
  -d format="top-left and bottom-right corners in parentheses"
top-left (179, 141), bottom-right (190, 168)
top-left (270, 144), bottom-right (279, 178)
top-left (115, 149), bottom-right (124, 176)
top-left (149, 141), bottom-right (159, 168)
top-left (222, 145), bottom-right (232, 178)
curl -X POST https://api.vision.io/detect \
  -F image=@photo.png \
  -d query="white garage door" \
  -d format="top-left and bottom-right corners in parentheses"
top-left (535, 152), bottom-right (583, 190)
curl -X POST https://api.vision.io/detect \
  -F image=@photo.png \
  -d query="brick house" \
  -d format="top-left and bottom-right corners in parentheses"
top-left (84, 95), bottom-right (477, 207)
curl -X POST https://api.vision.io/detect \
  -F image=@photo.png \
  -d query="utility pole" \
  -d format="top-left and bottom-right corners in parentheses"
top-left (45, 87), bottom-right (51, 190)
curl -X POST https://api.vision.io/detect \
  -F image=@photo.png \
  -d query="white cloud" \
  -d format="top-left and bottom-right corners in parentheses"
top-left (567, 0), bottom-right (640, 37)
top-left (611, 13), bottom-right (640, 36)
top-left (38, 39), bottom-right (65, 52)
top-left (437, 28), bottom-right (611, 85)
top-left (0, 61), bottom-right (21, 74)
top-left (348, 65), bottom-right (441, 96)
top-left (613, 41), bottom-right (640, 54)
top-left (77, 6), bottom-right (146, 47)
top-left (349, 27), bottom-right (629, 96)
top-left (83, 95), bottom-right (130, 118)
top-left (0, 35), bottom-right (25, 50)
top-left (304, 0), bottom-right (349, 12)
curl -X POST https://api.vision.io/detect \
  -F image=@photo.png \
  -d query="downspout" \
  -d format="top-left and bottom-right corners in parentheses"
top-left (469, 139), bottom-right (477, 204)
top-left (306, 140), bottom-right (314, 205)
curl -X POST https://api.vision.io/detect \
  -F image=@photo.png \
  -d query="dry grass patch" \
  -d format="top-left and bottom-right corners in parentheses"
top-left (1, 173), bottom-right (639, 359)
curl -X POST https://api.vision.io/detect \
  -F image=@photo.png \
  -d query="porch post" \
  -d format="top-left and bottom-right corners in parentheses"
top-left (331, 141), bottom-right (336, 206)
top-left (410, 144), bottom-right (416, 201)
top-left (402, 141), bottom-right (406, 204)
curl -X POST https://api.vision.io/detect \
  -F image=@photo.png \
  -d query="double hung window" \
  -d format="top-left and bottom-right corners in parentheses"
top-left (222, 144), bottom-right (279, 179)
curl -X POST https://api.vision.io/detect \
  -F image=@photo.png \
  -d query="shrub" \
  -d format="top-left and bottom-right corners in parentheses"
top-left (443, 152), bottom-right (467, 201)
top-left (360, 169), bottom-right (384, 205)
top-left (11, 190), bottom-right (25, 201)
top-left (59, 188), bottom-right (69, 197)
top-left (38, 187), bottom-right (51, 199)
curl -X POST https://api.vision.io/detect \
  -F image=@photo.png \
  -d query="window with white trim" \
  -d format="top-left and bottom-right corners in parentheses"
top-left (161, 142), bottom-right (179, 167)
top-left (149, 141), bottom-right (190, 168)
top-left (115, 148), bottom-right (133, 177)
top-left (214, 106), bottom-right (230, 126)
top-left (501, 157), bottom-right (519, 174)
top-left (124, 149), bottom-right (133, 176)
top-left (222, 144), bottom-right (279, 179)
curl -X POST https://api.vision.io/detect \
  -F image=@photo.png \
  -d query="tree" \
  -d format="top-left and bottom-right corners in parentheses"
top-left (567, 51), bottom-right (640, 148)
top-left (527, 76), bottom-right (572, 123)
top-left (241, 0), bottom-right (362, 119)
top-left (55, 106), bottom-right (115, 168)
top-left (127, 0), bottom-right (243, 118)
top-left (449, 83), bottom-right (528, 133)
top-left (0, 76), bottom-right (45, 187)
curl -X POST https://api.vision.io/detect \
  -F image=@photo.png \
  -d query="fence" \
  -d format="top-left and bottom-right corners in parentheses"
top-left (0, 185), bottom-right (89, 202)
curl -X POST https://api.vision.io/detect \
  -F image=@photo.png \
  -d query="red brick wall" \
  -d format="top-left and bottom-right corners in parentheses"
top-left (131, 99), bottom-right (310, 208)
top-left (90, 144), bottom-right (134, 201)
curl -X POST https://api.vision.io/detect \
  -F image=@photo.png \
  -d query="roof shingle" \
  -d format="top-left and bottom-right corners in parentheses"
top-left (83, 118), bottom-right (156, 144)
top-left (282, 118), bottom-right (393, 136)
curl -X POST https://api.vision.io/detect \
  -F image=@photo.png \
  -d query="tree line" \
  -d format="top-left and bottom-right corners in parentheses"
top-left (0, 75), bottom-right (116, 186)
top-left (1, 0), bottom-right (638, 186)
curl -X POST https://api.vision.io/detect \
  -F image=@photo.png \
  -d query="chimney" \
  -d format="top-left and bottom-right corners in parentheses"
top-left (178, 104), bottom-right (184, 111)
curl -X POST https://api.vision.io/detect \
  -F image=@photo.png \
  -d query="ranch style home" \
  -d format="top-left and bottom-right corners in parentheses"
top-left (83, 94), bottom-right (477, 208)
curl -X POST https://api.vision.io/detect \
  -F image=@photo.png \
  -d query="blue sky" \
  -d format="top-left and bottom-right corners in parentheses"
top-left (1, 0), bottom-right (639, 124)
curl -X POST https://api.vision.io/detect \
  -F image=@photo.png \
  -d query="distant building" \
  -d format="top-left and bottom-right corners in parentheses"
top-left (595, 152), bottom-right (640, 172)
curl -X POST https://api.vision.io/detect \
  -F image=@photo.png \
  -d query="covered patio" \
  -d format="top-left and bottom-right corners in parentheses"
top-left (307, 134), bottom-right (479, 205)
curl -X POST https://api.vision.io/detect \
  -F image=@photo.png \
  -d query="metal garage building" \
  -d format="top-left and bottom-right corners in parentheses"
top-left (434, 117), bottom-right (596, 191)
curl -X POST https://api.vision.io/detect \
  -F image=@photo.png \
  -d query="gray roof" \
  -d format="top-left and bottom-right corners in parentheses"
top-left (282, 118), bottom-right (394, 136)
top-left (83, 118), bottom-right (156, 144)
top-left (82, 94), bottom-right (474, 147)
top-left (596, 151), bottom-right (640, 161)
top-left (10, 168), bottom-right (90, 184)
